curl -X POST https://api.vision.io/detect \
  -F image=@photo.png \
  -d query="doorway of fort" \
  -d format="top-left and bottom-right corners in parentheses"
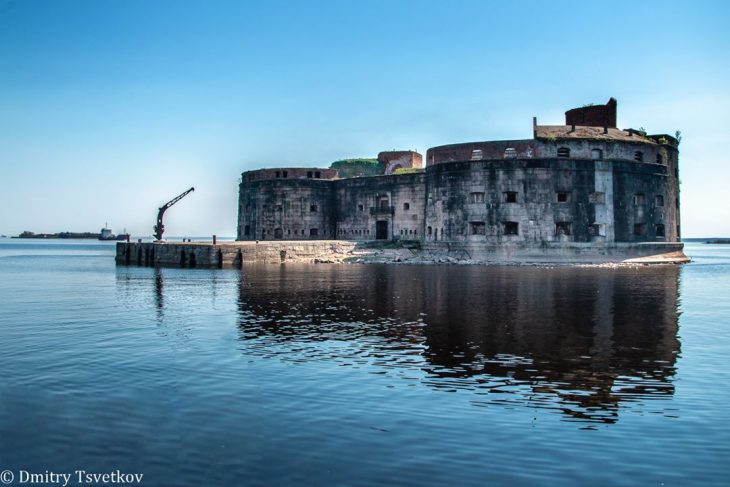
top-left (274, 228), bottom-right (283, 239)
top-left (376, 220), bottom-right (389, 240)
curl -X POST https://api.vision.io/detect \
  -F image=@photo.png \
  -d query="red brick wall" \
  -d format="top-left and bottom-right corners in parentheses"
top-left (565, 98), bottom-right (617, 128)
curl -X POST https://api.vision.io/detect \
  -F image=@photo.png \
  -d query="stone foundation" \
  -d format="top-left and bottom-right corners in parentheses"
top-left (116, 240), bottom-right (688, 268)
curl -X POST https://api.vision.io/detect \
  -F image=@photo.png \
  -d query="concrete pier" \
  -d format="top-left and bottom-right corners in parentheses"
top-left (116, 240), bottom-right (358, 268)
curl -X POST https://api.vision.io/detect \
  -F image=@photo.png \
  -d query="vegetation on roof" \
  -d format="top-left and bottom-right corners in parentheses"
top-left (329, 158), bottom-right (382, 178)
top-left (392, 167), bottom-right (424, 175)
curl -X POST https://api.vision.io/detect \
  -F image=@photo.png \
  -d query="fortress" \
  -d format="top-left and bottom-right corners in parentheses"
top-left (236, 98), bottom-right (687, 264)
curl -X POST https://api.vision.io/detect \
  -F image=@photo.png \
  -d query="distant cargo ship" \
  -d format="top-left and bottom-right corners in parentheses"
top-left (99, 224), bottom-right (130, 241)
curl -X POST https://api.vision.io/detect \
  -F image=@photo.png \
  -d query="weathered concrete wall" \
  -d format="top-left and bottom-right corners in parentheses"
top-left (427, 137), bottom-right (676, 167)
top-left (333, 172), bottom-right (426, 241)
top-left (238, 178), bottom-right (336, 241)
top-left (423, 156), bottom-right (678, 245)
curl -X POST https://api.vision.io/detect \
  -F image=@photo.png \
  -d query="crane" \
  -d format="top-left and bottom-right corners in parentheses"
top-left (153, 187), bottom-right (195, 241)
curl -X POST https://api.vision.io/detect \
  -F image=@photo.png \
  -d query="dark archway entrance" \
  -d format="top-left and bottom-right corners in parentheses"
top-left (376, 220), bottom-right (389, 240)
top-left (274, 228), bottom-right (283, 239)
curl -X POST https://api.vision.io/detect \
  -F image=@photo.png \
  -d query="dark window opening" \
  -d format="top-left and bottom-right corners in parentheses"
top-left (358, 204), bottom-right (364, 211)
top-left (307, 171), bottom-right (313, 178)
top-left (470, 222), bottom-right (486, 235)
top-left (503, 221), bottom-right (519, 235)
top-left (557, 147), bottom-right (570, 158)
top-left (588, 224), bottom-right (604, 237)
top-left (556, 192), bottom-right (570, 203)
top-left (591, 148), bottom-right (603, 160)
top-left (655, 195), bottom-right (664, 207)
top-left (276, 205), bottom-right (282, 212)
top-left (310, 204), bottom-right (318, 212)
top-left (283, 171), bottom-right (288, 178)
top-left (504, 191), bottom-right (518, 203)
top-left (379, 196), bottom-right (389, 209)
top-left (315, 171), bottom-right (321, 178)
top-left (656, 154), bottom-right (664, 164)
top-left (427, 226), bottom-right (432, 236)
top-left (634, 151), bottom-right (644, 162)
top-left (309, 228), bottom-right (318, 237)
top-left (469, 192), bottom-right (485, 204)
top-left (274, 228), bottom-right (283, 239)
top-left (555, 222), bottom-right (572, 236)
top-left (634, 193), bottom-right (646, 205)
top-left (403, 202), bottom-right (410, 211)
top-left (275, 171), bottom-right (280, 178)
top-left (656, 224), bottom-right (665, 237)
top-left (634, 223), bottom-right (646, 236)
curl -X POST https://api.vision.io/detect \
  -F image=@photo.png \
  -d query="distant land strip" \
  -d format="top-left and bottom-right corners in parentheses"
top-left (15, 231), bottom-right (101, 239)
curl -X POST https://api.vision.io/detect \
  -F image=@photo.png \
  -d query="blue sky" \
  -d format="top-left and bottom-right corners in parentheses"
top-left (0, 0), bottom-right (728, 237)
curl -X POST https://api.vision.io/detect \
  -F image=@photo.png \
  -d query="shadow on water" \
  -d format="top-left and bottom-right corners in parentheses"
top-left (234, 264), bottom-right (681, 424)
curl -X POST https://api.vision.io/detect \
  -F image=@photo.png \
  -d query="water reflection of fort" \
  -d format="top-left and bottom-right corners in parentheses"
top-left (235, 264), bottom-right (681, 423)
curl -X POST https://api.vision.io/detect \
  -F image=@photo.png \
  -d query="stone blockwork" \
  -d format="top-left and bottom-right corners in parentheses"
top-left (232, 99), bottom-right (686, 264)
top-left (116, 241), bottom-right (359, 268)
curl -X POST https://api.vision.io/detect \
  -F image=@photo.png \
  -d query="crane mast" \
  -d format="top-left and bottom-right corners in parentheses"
top-left (153, 187), bottom-right (195, 241)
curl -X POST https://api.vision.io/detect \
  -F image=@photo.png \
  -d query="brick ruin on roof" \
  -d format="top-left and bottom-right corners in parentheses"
top-left (565, 97), bottom-right (618, 128)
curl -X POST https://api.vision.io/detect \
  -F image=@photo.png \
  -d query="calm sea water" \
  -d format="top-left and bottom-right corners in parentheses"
top-left (0, 239), bottom-right (728, 486)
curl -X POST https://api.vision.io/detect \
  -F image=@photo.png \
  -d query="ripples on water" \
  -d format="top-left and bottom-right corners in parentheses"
top-left (235, 265), bottom-right (680, 425)
top-left (0, 240), bottom-right (729, 486)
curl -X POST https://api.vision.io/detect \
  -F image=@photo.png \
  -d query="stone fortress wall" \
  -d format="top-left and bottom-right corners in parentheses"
top-left (236, 99), bottom-right (686, 263)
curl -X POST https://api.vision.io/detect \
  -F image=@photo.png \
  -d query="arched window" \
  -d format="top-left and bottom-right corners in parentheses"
top-left (591, 149), bottom-right (603, 160)
top-left (634, 151), bottom-right (644, 162)
top-left (557, 147), bottom-right (570, 158)
top-left (656, 153), bottom-right (664, 164)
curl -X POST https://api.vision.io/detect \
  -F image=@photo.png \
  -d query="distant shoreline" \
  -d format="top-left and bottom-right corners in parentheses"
top-left (14, 231), bottom-right (104, 239)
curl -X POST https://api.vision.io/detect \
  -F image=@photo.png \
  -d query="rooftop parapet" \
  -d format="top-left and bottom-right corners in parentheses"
top-left (241, 167), bottom-right (337, 183)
